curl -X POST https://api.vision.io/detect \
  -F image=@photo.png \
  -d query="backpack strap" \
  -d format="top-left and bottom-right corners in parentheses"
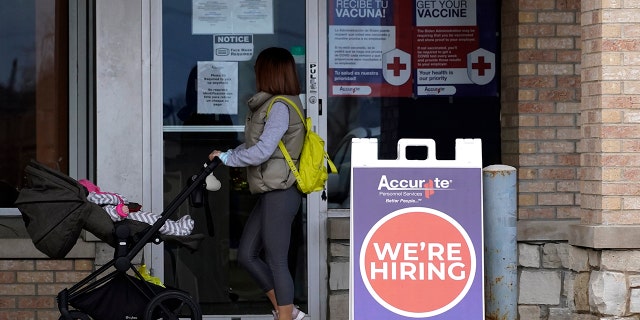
top-left (266, 96), bottom-right (306, 129)
top-left (266, 96), bottom-right (305, 186)
top-left (266, 96), bottom-right (337, 191)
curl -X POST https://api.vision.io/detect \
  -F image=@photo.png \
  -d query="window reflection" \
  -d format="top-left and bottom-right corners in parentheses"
top-left (0, 0), bottom-right (68, 208)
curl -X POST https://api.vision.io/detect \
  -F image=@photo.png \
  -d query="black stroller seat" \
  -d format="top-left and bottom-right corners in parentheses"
top-left (15, 159), bottom-right (220, 320)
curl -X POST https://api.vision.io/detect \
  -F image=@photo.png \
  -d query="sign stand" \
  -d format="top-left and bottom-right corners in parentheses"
top-left (350, 138), bottom-right (484, 319)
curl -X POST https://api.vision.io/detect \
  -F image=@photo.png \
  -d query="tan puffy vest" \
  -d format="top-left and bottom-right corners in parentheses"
top-left (245, 92), bottom-right (305, 194)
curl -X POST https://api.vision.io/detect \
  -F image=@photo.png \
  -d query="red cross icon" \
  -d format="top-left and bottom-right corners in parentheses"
top-left (471, 56), bottom-right (491, 76)
top-left (387, 57), bottom-right (407, 77)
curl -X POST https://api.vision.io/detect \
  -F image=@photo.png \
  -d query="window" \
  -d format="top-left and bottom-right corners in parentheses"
top-left (0, 1), bottom-right (69, 211)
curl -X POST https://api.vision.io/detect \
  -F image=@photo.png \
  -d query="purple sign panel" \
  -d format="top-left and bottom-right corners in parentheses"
top-left (351, 166), bottom-right (483, 319)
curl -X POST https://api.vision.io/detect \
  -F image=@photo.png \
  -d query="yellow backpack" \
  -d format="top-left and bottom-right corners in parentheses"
top-left (267, 96), bottom-right (337, 194)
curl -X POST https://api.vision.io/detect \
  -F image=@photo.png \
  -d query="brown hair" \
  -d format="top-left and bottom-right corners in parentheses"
top-left (254, 47), bottom-right (301, 95)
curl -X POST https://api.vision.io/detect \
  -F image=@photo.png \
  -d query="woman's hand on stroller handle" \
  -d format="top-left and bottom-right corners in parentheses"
top-left (208, 150), bottom-right (222, 162)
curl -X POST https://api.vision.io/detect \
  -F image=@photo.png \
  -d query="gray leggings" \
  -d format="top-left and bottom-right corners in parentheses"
top-left (237, 186), bottom-right (302, 306)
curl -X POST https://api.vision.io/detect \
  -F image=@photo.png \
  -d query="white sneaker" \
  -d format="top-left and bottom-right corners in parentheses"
top-left (273, 306), bottom-right (306, 320)
top-left (292, 306), bottom-right (306, 320)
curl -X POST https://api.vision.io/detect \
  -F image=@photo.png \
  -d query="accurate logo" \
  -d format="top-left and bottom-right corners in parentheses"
top-left (377, 175), bottom-right (453, 199)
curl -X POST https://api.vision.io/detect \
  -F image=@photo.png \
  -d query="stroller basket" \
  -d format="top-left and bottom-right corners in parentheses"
top-left (15, 159), bottom-right (220, 320)
top-left (65, 273), bottom-right (170, 320)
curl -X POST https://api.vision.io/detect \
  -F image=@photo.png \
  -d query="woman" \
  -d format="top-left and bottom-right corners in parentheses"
top-left (209, 47), bottom-right (306, 320)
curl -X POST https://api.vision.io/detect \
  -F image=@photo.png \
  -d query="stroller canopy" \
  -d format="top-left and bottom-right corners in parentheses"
top-left (15, 160), bottom-right (206, 259)
top-left (15, 160), bottom-right (102, 258)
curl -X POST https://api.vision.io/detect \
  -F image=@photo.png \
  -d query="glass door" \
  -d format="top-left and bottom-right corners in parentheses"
top-left (159, 1), bottom-right (314, 318)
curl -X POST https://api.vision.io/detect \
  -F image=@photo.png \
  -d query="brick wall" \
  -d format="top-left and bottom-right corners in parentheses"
top-left (500, 0), bottom-right (584, 318)
top-left (501, 0), bottom-right (582, 222)
top-left (580, 0), bottom-right (640, 225)
top-left (0, 259), bottom-right (93, 320)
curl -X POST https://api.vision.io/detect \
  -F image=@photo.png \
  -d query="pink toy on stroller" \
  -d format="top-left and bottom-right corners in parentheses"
top-left (15, 159), bottom-right (221, 320)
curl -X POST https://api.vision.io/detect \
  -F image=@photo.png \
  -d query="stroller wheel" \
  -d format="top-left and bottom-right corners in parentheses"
top-left (144, 290), bottom-right (202, 320)
top-left (58, 310), bottom-right (90, 320)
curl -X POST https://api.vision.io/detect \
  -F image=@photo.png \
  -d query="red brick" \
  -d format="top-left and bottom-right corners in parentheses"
top-left (519, 76), bottom-right (557, 88)
top-left (0, 261), bottom-right (34, 271)
top-left (538, 12), bottom-right (576, 24)
top-left (518, 168), bottom-right (538, 180)
top-left (54, 271), bottom-right (92, 283)
top-left (519, 128), bottom-right (557, 140)
top-left (538, 114), bottom-right (577, 127)
top-left (37, 283), bottom-right (71, 296)
top-left (36, 310), bottom-right (64, 320)
top-left (538, 141), bottom-right (576, 154)
top-left (557, 75), bottom-right (580, 88)
top-left (601, 96), bottom-right (635, 108)
top-left (518, 207), bottom-right (556, 219)
top-left (538, 88), bottom-right (576, 101)
top-left (557, 154), bottom-right (581, 166)
top-left (603, 183), bottom-right (640, 195)
top-left (601, 125), bottom-right (640, 138)
top-left (519, 181), bottom-right (557, 192)
top-left (0, 311), bottom-right (35, 320)
top-left (539, 168), bottom-right (577, 179)
top-left (16, 271), bottom-right (54, 283)
top-left (17, 296), bottom-right (55, 309)
top-left (520, 0), bottom-right (556, 10)
top-left (0, 272), bottom-right (15, 284)
top-left (519, 154), bottom-right (558, 166)
top-left (557, 25), bottom-right (581, 37)
top-left (0, 297), bottom-right (16, 309)
top-left (557, 181), bottom-right (580, 192)
top-left (539, 37), bottom-right (576, 50)
top-left (557, 0), bottom-right (580, 10)
top-left (0, 284), bottom-right (35, 295)
top-left (602, 39), bottom-right (640, 51)
top-left (518, 50), bottom-right (557, 62)
top-left (538, 193), bottom-right (575, 205)
top-left (74, 260), bottom-right (94, 271)
top-left (519, 24), bottom-right (556, 37)
top-left (622, 168), bottom-right (640, 180)
top-left (518, 102), bottom-right (556, 113)
top-left (35, 260), bottom-right (73, 271)
top-left (557, 206), bottom-right (583, 219)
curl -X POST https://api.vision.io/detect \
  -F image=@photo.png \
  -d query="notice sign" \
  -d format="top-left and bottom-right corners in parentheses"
top-left (213, 34), bottom-right (254, 61)
top-left (192, 0), bottom-right (273, 35)
top-left (351, 138), bottom-right (484, 320)
top-left (197, 61), bottom-right (238, 114)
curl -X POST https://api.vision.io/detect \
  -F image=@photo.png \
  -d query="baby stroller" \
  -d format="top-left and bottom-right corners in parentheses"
top-left (15, 159), bottom-right (220, 320)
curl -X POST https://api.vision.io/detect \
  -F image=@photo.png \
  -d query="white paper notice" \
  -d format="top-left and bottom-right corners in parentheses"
top-left (192, 0), bottom-right (274, 35)
top-left (214, 34), bottom-right (254, 61)
top-left (197, 61), bottom-right (238, 115)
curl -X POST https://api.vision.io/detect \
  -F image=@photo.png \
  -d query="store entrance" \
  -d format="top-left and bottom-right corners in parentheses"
top-left (160, 1), bottom-right (310, 318)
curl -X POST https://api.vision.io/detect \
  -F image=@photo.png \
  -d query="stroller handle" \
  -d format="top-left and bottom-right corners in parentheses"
top-left (125, 159), bottom-right (221, 258)
top-left (204, 156), bottom-right (222, 174)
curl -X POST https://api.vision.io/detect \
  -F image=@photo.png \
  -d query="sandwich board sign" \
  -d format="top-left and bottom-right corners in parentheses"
top-left (350, 138), bottom-right (484, 319)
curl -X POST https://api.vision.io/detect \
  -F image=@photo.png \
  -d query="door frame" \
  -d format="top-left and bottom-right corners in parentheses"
top-left (148, 1), bottom-right (329, 319)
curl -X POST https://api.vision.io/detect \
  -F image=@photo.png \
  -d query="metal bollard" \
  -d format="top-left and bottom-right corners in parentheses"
top-left (483, 165), bottom-right (517, 320)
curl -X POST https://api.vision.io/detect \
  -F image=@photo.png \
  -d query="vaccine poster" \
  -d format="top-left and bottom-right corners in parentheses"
top-left (329, 0), bottom-right (413, 97)
top-left (351, 167), bottom-right (484, 319)
top-left (329, 0), bottom-right (497, 97)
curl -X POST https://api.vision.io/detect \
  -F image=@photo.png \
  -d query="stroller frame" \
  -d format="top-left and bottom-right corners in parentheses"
top-left (44, 159), bottom-right (220, 320)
